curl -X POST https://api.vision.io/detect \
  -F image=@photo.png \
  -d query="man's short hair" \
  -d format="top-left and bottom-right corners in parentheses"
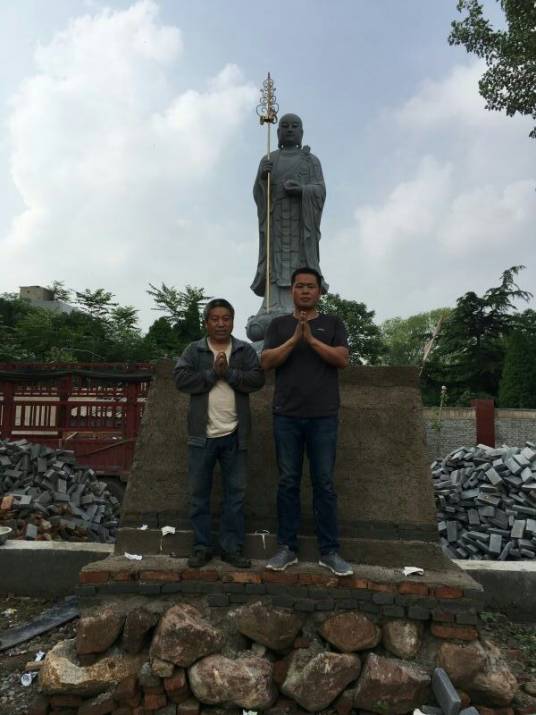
top-left (203, 298), bottom-right (235, 321)
top-left (291, 267), bottom-right (323, 289)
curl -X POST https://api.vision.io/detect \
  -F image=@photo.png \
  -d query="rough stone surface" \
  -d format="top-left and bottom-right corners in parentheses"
top-left (524, 681), bottom-right (536, 697)
top-left (150, 604), bottom-right (223, 667)
top-left (188, 653), bottom-right (276, 710)
top-left (76, 607), bottom-right (125, 655)
top-left (177, 697), bottom-right (201, 715)
top-left (282, 650), bottom-right (361, 712)
top-left (236, 601), bottom-right (304, 651)
top-left (151, 655), bottom-right (175, 678)
top-left (166, 673), bottom-right (190, 704)
top-left (320, 611), bottom-right (381, 652)
top-left (122, 607), bottom-right (159, 654)
top-left (382, 620), bottom-right (423, 660)
top-left (40, 639), bottom-right (144, 696)
top-left (77, 691), bottom-right (115, 715)
top-left (353, 653), bottom-right (431, 715)
top-left (466, 641), bottom-right (517, 707)
top-left (437, 641), bottom-right (487, 688)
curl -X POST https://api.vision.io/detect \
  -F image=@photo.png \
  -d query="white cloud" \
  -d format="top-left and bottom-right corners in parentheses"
top-left (3, 0), bottom-right (257, 328)
top-left (329, 61), bottom-right (536, 321)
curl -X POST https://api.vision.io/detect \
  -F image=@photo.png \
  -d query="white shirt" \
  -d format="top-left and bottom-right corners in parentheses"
top-left (206, 340), bottom-right (238, 438)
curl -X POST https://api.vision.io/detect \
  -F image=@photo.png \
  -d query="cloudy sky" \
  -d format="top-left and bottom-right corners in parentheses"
top-left (1, 0), bottom-right (534, 336)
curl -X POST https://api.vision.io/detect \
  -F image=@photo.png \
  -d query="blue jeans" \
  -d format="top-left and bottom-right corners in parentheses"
top-left (274, 415), bottom-right (340, 555)
top-left (188, 431), bottom-right (246, 554)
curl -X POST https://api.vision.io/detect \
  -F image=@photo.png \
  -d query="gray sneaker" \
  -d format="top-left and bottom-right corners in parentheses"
top-left (266, 546), bottom-right (298, 571)
top-left (318, 552), bottom-right (354, 576)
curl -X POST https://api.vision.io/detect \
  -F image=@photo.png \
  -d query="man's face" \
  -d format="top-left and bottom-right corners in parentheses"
top-left (205, 307), bottom-right (233, 342)
top-left (278, 114), bottom-right (303, 147)
top-left (292, 273), bottom-right (321, 310)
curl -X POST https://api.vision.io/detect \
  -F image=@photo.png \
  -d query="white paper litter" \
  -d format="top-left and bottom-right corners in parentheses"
top-left (21, 672), bottom-right (38, 687)
top-left (254, 530), bottom-right (270, 550)
top-left (161, 526), bottom-right (176, 536)
top-left (413, 709), bottom-right (426, 715)
top-left (124, 552), bottom-right (143, 560)
top-left (403, 566), bottom-right (424, 577)
top-left (35, 651), bottom-right (45, 662)
top-left (138, 524), bottom-right (148, 531)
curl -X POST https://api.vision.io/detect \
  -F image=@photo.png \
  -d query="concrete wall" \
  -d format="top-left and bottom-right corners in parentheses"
top-left (424, 408), bottom-right (536, 463)
top-left (120, 362), bottom-right (438, 545)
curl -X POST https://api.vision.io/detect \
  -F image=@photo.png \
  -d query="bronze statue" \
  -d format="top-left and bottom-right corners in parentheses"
top-left (247, 113), bottom-right (327, 342)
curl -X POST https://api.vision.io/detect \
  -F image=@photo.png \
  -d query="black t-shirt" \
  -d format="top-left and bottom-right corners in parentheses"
top-left (263, 313), bottom-right (348, 417)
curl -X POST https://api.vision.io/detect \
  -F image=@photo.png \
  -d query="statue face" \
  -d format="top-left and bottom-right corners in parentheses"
top-left (278, 114), bottom-right (303, 148)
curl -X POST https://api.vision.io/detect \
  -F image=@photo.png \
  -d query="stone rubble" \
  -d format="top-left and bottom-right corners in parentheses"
top-left (34, 599), bottom-right (526, 715)
top-left (0, 438), bottom-right (120, 542)
top-left (432, 442), bottom-right (536, 560)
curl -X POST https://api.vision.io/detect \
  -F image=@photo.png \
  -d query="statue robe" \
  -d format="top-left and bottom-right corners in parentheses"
top-left (251, 146), bottom-right (327, 298)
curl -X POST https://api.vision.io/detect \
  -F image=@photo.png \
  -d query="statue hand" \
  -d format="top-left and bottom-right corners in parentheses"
top-left (260, 159), bottom-right (273, 179)
top-left (284, 179), bottom-right (303, 196)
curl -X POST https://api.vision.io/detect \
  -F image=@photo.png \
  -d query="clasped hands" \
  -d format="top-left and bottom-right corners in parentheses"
top-left (290, 312), bottom-right (314, 347)
top-left (214, 352), bottom-right (229, 378)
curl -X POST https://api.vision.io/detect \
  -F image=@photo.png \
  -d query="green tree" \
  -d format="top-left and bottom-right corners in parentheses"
top-left (75, 288), bottom-right (118, 321)
top-left (425, 265), bottom-right (531, 403)
top-left (147, 283), bottom-right (207, 356)
top-left (319, 293), bottom-right (384, 365)
top-left (47, 280), bottom-right (72, 302)
top-left (498, 309), bottom-right (536, 407)
top-left (381, 308), bottom-right (450, 366)
top-left (449, 0), bottom-right (536, 139)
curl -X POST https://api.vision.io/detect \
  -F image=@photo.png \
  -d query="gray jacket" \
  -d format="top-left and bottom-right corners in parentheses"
top-left (174, 336), bottom-right (264, 449)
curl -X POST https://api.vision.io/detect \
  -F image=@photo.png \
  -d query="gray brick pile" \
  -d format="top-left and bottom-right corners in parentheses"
top-left (432, 441), bottom-right (536, 560)
top-left (0, 438), bottom-right (120, 543)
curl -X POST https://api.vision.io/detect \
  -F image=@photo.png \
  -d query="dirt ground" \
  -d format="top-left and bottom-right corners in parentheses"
top-left (0, 596), bottom-right (535, 715)
top-left (0, 595), bottom-right (79, 715)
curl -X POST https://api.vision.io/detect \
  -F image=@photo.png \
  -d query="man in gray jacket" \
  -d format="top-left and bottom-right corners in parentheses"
top-left (174, 298), bottom-right (264, 568)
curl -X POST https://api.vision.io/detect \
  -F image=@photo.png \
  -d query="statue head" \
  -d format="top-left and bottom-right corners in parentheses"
top-left (277, 113), bottom-right (303, 149)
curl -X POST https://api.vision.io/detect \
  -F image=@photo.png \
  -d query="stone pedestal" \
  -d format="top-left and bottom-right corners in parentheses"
top-left (117, 361), bottom-right (447, 568)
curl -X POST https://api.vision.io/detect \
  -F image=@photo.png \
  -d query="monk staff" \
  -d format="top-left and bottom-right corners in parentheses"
top-left (256, 73), bottom-right (278, 312)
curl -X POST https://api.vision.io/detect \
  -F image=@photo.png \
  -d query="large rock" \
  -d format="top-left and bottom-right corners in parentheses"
top-left (382, 620), bottom-right (423, 660)
top-left (437, 641), bottom-right (487, 688)
top-left (319, 612), bottom-right (381, 652)
top-left (76, 607), bottom-right (125, 655)
top-left (188, 654), bottom-right (276, 710)
top-left (150, 604), bottom-right (223, 667)
top-left (122, 607), bottom-right (159, 654)
top-left (235, 601), bottom-right (304, 651)
top-left (40, 639), bottom-right (144, 696)
top-left (282, 650), bottom-right (361, 712)
top-left (353, 653), bottom-right (430, 715)
top-left (466, 641), bottom-right (517, 707)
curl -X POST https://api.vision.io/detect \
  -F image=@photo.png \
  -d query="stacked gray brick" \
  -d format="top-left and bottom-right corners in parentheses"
top-left (432, 441), bottom-right (536, 560)
top-left (0, 438), bottom-right (120, 543)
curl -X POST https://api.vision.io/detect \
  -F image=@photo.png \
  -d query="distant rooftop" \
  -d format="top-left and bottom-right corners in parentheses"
top-left (19, 285), bottom-right (75, 314)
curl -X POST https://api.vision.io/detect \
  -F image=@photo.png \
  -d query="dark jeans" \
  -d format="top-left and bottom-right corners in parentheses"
top-left (274, 414), bottom-right (340, 555)
top-left (188, 431), bottom-right (247, 554)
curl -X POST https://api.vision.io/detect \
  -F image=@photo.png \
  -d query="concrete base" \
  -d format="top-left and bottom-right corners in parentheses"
top-left (456, 559), bottom-right (536, 621)
top-left (115, 528), bottom-right (453, 571)
top-left (0, 541), bottom-right (111, 597)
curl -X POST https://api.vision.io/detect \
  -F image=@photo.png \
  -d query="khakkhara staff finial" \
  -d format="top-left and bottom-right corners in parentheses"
top-left (256, 73), bottom-right (279, 313)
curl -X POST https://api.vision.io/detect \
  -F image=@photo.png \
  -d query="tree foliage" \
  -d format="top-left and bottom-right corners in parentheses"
top-left (449, 0), bottom-right (536, 139)
top-left (381, 308), bottom-right (451, 366)
top-left (145, 283), bottom-right (208, 357)
top-left (498, 309), bottom-right (536, 407)
top-left (320, 293), bottom-right (384, 365)
top-left (424, 265), bottom-right (532, 403)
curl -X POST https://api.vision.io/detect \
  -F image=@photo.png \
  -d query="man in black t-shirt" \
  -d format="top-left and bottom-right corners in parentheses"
top-left (261, 267), bottom-right (354, 576)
